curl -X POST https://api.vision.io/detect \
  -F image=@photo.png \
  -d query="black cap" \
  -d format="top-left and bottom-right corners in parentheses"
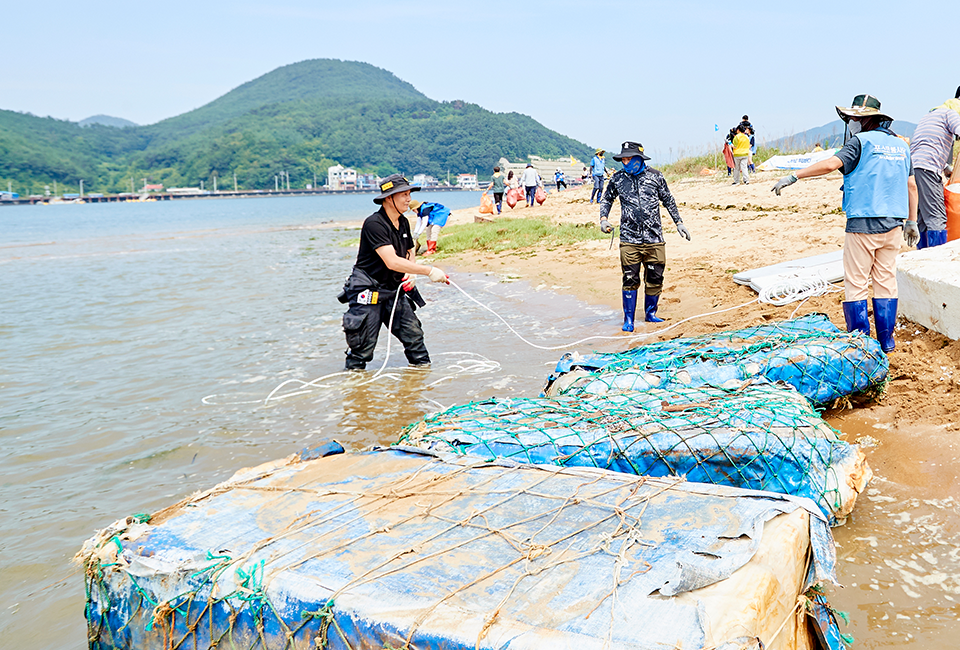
top-left (612, 141), bottom-right (650, 161)
top-left (373, 174), bottom-right (420, 204)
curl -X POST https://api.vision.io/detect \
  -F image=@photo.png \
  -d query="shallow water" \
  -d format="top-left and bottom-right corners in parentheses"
top-left (2, 195), bottom-right (957, 648)
top-left (0, 194), bottom-right (627, 647)
top-left (824, 410), bottom-right (960, 648)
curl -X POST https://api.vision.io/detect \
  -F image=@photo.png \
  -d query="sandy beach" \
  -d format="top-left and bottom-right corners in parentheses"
top-left (441, 171), bottom-right (960, 430)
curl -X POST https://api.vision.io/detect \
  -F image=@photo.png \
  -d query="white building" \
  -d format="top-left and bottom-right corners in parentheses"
top-left (327, 165), bottom-right (357, 191)
top-left (413, 174), bottom-right (440, 188)
top-left (456, 173), bottom-right (478, 189)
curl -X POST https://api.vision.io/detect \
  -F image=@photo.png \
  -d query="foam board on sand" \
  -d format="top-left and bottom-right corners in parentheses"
top-left (733, 250), bottom-right (844, 290)
top-left (897, 241), bottom-right (960, 340)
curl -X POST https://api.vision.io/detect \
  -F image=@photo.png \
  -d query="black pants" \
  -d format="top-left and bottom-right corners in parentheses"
top-left (343, 293), bottom-right (430, 370)
top-left (556, 180), bottom-right (567, 191)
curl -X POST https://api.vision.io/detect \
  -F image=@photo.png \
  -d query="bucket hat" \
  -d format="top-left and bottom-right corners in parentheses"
top-left (836, 94), bottom-right (893, 122)
top-left (595, 148), bottom-right (605, 156)
top-left (408, 199), bottom-right (422, 212)
top-left (612, 141), bottom-right (650, 161)
top-left (373, 174), bottom-right (420, 204)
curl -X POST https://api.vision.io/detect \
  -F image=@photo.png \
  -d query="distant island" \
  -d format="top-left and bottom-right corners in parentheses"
top-left (0, 59), bottom-right (594, 197)
top-left (78, 114), bottom-right (139, 129)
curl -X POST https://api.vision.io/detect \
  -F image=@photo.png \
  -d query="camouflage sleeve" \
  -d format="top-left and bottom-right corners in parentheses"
top-left (599, 176), bottom-right (618, 219)
top-left (658, 174), bottom-right (682, 225)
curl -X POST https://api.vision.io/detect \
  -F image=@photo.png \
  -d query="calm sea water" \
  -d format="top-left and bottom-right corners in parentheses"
top-left (0, 193), bottom-right (622, 647)
top-left (2, 194), bottom-right (958, 648)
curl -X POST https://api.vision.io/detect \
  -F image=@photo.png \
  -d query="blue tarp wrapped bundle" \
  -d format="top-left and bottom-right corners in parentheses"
top-left (543, 313), bottom-right (888, 406)
top-left (80, 447), bottom-right (845, 650)
top-left (400, 381), bottom-right (870, 525)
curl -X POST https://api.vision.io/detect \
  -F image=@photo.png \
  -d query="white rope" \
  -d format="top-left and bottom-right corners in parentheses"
top-left (756, 273), bottom-right (842, 307)
top-left (448, 279), bottom-right (760, 350)
top-left (206, 273), bottom-right (829, 407)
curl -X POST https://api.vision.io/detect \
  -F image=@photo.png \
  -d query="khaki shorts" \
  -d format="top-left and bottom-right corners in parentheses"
top-left (843, 229), bottom-right (901, 301)
top-left (619, 242), bottom-right (666, 294)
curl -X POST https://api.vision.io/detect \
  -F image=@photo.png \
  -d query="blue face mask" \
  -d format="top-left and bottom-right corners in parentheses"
top-left (623, 157), bottom-right (646, 174)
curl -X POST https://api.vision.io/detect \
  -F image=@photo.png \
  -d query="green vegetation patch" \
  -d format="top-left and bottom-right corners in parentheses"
top-left (435, 218), bottom-right (606, 256)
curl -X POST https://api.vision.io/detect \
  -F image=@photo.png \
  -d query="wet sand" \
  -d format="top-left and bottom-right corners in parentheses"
top-left (441, 175), bottom-right (960, 647)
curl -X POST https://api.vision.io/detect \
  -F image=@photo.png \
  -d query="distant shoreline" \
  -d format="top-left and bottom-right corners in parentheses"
top-left (0, 186), bottom-right (476, 207)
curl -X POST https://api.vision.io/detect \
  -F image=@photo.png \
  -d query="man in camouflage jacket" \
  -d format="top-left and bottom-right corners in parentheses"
top-left (599, 141), bottom-right (691, 331)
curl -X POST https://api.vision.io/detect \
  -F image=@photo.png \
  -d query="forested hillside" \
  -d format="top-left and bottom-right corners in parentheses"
top-left (0, 59), bottom-right (593, 195)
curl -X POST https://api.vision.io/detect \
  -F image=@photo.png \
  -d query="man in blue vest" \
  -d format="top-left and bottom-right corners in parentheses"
top-left (589, 149), bottom-right (606, 204)
top-left (771, 95), bottom-right (920, 353)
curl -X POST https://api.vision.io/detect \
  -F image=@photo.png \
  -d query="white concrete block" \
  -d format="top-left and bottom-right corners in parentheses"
top-left (897, 241), bottom-right (960, 340)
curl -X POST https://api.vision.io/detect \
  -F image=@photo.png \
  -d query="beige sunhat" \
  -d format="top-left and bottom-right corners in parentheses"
top-left (836, 94), bottom-right (893, 122)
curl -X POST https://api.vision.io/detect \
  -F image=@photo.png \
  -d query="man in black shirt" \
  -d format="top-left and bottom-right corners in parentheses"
top-left (339, 174), bottom-right (450, 370)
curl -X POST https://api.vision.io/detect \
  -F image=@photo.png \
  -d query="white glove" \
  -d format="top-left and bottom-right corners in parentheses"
top-left (771, 174), bottom-right (798, 196)
top-left (428, 266), bottom-right (449, 284)
top-left (401, 274), bottom-right (415, 291)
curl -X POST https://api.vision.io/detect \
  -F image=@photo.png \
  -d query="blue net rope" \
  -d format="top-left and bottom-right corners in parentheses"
top-left (543, 314), bottom-right (888, 406)
top-left (400, 381), bottom-right (868, 525)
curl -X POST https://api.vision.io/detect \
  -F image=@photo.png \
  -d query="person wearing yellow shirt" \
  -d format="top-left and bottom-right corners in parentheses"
top-left (732, 125), bottom-right (751, 185)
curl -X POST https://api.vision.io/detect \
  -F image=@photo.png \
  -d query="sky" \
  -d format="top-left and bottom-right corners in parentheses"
top-left (3, 0), bottom-right (958, 163)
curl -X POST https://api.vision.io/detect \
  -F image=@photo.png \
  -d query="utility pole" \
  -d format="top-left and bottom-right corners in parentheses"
top-left (79, 179), bottom-right (84, 197)
top-left (274, 175), bottom-right (278, 192)
top-left (313, 171), bottom-right (317, 189)
top-left (234, 173), bottom-right (237, 192)
top-left (213, 175), bottom-right (217, 193)
top-left (200, 180), bottom-right (204, 191)
top-left (142, 178), bottom-right (147, 192)
top-left (129, 177), bottom-right (133, 193)
top-left (54, 180), bottom-right (57, 196)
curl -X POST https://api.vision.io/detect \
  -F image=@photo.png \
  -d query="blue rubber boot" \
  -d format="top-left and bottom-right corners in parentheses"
top-left (917, 231), bottom-right (929, 250)
top-left (872, 298), bottom-right (898, 353)
top-left (644, 294), bottom-right (665, 323)
top-left (926, 229), bottom-right (948, 247)
top-left (842, 300), bottom-right (870, 336)
top-left (621, 290), bottom-right (637, 332)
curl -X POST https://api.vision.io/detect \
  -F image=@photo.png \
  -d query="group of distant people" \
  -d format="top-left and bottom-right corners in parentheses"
top-left (722, 115), bottom-right (757, 184)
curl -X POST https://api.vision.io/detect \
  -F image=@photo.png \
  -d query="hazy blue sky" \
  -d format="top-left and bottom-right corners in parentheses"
top-left (4, 0), bottom-right (957, 162)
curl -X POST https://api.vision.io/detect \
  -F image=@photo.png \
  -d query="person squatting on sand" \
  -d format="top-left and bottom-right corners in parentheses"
top-left (339, 174), bottom-right (450, 370)
top-left (599, 141), bottom-right (691, 331)
top-left (409, 198), bottom-right (450, 256)
top-left (908, 94), bottom-right (960, 248)
top-left (772, 94), bottom-right (919, 353)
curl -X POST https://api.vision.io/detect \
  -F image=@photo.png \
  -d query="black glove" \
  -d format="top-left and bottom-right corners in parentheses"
top-left (600, 218), bottom-right (613, 234)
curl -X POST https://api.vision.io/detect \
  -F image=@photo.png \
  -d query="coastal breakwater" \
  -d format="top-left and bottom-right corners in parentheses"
top-left (0, 186), bottom-right (474, 206)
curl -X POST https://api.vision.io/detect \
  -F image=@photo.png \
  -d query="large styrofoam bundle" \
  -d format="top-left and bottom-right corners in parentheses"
top-left (79, 446), bottom-right (844, 650)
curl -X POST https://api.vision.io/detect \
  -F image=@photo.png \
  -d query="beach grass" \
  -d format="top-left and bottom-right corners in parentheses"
top-left (433, 217), bottom-right (606, 256)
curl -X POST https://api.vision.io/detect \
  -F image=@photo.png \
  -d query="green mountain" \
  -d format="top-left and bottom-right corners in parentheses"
top-left (0, 59), bottom-right (593, 195)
